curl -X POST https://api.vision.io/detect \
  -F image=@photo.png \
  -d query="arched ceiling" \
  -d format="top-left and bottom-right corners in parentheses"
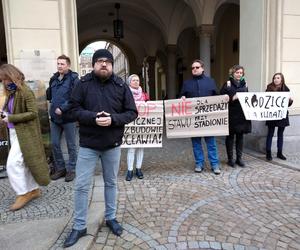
top-left (76, 0), bottom-right (238, 67)
top-left (76, 0), bottom-right (197, 65)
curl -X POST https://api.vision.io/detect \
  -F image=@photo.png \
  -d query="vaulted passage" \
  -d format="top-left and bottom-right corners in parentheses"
top-left (76, 0), bottom-right (240, 99)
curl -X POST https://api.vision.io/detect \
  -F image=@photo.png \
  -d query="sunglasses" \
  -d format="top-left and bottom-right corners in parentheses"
top-left (191, 66), bottom-right (201, 70)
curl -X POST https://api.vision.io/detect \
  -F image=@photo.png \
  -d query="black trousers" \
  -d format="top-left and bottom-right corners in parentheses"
top-left (266, 126), bottom-right (285, 152)
top-left (225, 132), bottom-right (244, 160)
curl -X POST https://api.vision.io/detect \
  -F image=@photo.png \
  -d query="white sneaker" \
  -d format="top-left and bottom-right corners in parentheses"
top-left (213, 168), bottom-right (221, 175)
top-left (194, 166), bottom-right (203, 173)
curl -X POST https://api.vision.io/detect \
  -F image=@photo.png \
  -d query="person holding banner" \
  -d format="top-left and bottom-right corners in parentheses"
top-left (220, 65), bottom-right (251, 167)
top-left (126, 74), bottom-right (149, 181)
top-left (0, 64), bottom-right (50, 211)
top-left (180, 59), bottom-right (221, 175)
top-left (265, 73), bottom-right (293, 161)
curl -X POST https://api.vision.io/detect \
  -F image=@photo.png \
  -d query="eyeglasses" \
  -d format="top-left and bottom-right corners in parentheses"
top-left (96, 58), bottom-right (112, 65)
top-left (191, 66), bottom-right (201, 70)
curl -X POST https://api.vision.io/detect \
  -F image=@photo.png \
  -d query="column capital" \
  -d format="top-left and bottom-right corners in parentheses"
top-left (146, 56), bottom-right (156, 65)
top-left (196, 24), bottom-right (215, 37)
top-left (166, 44), bottom-right (177, 54)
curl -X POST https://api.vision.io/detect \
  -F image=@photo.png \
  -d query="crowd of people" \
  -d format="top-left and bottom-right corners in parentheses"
top-left (0, 49), bottom-right (293, 247)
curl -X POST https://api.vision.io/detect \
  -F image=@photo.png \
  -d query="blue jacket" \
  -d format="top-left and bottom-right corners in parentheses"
top-left (48, 70), bottom-right (79, 124)
top-left (70, 72), bottom-right (138, 151)
top-left (180, 74), bottom-right (218, 98)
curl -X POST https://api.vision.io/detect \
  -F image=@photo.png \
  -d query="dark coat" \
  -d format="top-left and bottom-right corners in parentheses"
top-left (179, 74), bottom-right (218, 98)
top-left (6, 85), bottom-right (50, 186)
top-left (47, 70), bottom-right (80, 124)
top-left (70, 72), bottom-right (138, 151)
top-left (265, 83), bottom-right (293, 127)
top-left (220, 78), bottom-right (252, 134)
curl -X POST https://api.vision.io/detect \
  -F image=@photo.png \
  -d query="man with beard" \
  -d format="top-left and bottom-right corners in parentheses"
top-left (64, 49), bottom-right (138, 248)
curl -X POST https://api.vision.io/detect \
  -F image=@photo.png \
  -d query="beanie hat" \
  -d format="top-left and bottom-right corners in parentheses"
top-left (92, 49), bottom-right (114, 66)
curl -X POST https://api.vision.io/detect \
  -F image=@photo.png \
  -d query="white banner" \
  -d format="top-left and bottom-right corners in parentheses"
top-left (121, 101), bottom-right (164, 148)
top-left (236, 92), bottom-right (290, 121)
top-left (164, 95), bottom-right (229, 138)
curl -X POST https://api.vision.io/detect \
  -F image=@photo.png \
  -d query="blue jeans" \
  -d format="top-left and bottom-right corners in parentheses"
top-left (191, 137), bottom-right (219, 169)
top-left (73, 146), bottom-right (121, 230)
top-left (50, 121), bottom-right (77, 172)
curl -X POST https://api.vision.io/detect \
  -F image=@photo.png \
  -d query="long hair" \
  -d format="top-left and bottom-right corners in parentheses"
top-left (267, 73), bottom-right (288, 91)
top-left (0, 64), bottom-right (25, 96)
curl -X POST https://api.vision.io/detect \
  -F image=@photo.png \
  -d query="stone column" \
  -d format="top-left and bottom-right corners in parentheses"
top-left (2, 0), bottom-right (79, 75)
top-left (146, 56), bottom-right (156, 100)
top-left (166, 45), bottom-right (177, 99)
top-left (198, 24), bottom-right (214, 76)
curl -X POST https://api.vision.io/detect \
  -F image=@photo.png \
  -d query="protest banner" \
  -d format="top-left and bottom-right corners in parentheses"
top-left (164, 95), bottom-right (229, 138)
top-left (122, 101), bottom-right (164, 148)
top-left (236, 92), bottom-right (290, 121)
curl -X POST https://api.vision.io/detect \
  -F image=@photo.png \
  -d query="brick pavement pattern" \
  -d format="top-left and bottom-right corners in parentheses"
top-left (93, 138), bottom-right (300, 250)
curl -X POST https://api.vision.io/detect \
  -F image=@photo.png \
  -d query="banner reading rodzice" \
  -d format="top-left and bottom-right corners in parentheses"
top-left (236, 92), bottom-right (290, 121)
top-left (122, 101), bottom-right (164, 148)
top-left (164, 95), bottom-right (229, 138)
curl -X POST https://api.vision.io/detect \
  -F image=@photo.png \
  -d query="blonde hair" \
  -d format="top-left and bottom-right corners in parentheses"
top-left (0, 64), bottom-right (25, 96)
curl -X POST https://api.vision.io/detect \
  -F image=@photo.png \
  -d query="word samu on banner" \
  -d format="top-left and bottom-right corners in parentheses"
top-left (122, 101), bottom-right (164, 148)
top-left (236, 92), bottom-right (290, 121)
top-left (164, 95), bottom-right (229, 138)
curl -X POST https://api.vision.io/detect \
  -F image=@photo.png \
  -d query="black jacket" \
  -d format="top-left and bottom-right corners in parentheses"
top-left (265, 83), bottom-right (293, 127)
top-left (180, 74), bottom-right (218, 98)
top-left (220, 78), bottom-right (252, 134)
top-left (70, 72), bottom-right (137, 150)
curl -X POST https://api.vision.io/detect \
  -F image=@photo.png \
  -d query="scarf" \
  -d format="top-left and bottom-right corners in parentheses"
top-left (130, 86), bottom-right (144, 101)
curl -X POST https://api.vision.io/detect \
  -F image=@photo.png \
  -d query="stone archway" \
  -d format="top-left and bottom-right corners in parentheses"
top-left (211, 3), bottom-right (240, 87)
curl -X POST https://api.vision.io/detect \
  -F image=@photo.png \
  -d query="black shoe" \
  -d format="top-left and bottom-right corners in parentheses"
top-left (136, 169), bottom-right (144, 179)
top-left (106, 219), bottom-right (123, 236)
top-left (65, 171), bottom-right (75, 182)
top-left (126, 170), bottom-right (133, 181)
top-left (63, 228), bottom-right (87, 248)
top-left (236, 158), bottom-right (245, 167)
top-left (227, 159), bottom-right (235, 167)
top-left (277, 152), bottom-right (287, 160)
top-left (266, 151), bottom-right (272, 161)
top-left (50, 169), bottom-right (66, 180)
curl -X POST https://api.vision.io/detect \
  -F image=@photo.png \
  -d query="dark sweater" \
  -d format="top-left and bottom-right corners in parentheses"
top-left (179, 74), bottom-right (218, 98)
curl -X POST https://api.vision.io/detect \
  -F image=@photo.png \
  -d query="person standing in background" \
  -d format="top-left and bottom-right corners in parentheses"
top-left (126, 74), bottom-right (149, 181)
top-left (179, 59), bottom-right (221, 175)
top-left (265, 73), bottom-right (293, 161)
top-left (46, 55), bottom-right (79, 182)
top-left (220, 65), bottom-right (251, 168)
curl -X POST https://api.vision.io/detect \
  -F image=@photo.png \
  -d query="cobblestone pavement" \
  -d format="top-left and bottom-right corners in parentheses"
top-left (0, 179), bottom-right (73, 224)
top-left (92, 137), bottom-right (300, 250)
